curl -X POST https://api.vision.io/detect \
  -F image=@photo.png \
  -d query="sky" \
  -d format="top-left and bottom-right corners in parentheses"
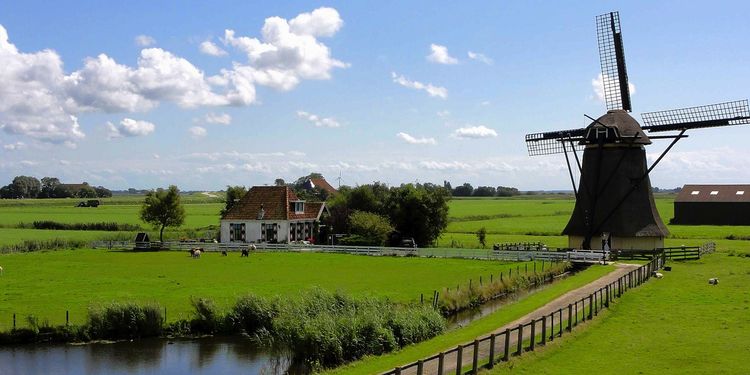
top-left (1, 0), bottom-right (749, 191)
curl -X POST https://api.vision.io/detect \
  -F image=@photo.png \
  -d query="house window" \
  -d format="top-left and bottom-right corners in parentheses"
top-left (229, 223), bottom-right (245, 242)
top-left (291, 201), bottom-right (305, 213)
top-left (261, 223), bottom-right (278, 242)
top-left (737, 191), bottom-right (745, 195)
top-left (710, 191), bottom-right (719, 195)
top-left (690, 191), bottom-right (700, 195)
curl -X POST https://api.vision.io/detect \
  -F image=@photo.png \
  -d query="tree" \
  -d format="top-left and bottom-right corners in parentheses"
top-left (94, 186), bottom-right (112, 198)
top-left (348, 210), bottom-right (394, 246)
top-left (473, 186), bottom-right (496, 197)
top-left (76, 185), bottom-right (98, 198)
top-left (496, 186), bottom-right (520, 197)
top-left (386, 183), bottom-right (450, 247)
top-left (7, 176), bottom-right (41, 198)
top-left (140, 185), bottom-right (186, 242)
top-left (40, 177), bottom-right (61, 198)
top-left (452, 183), bottom-right (474, 197)
top-left (221, 185), bottom-right (247, 216)
top-left (476, 227), bottom-right (487, 248)
top-left (274, 178), bottom-right (286, 186)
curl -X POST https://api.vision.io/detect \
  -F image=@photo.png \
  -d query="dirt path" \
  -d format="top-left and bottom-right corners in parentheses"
top-left (393, 263), bottom-right (640, 375)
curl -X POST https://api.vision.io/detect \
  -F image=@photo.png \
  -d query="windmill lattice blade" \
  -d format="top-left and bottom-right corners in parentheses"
top-left (525, 129), bottom-right (586, 156)
top-left (596, 11), bottom-right (632, 112)
top-left (641, 100), bottom-right (750, 132)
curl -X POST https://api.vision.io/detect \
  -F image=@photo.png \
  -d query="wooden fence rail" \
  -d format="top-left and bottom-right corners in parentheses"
top-left (382, 253), bottom-right (667, 375)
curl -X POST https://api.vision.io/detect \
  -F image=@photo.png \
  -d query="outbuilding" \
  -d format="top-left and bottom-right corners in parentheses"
top-left (672, 184), bottom-right (750, 225)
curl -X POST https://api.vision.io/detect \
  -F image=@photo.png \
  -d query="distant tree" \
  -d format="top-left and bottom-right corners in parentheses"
top-left (94, 186), bottom-right (112, 198)
top-left (274, 178), bottom-right (286, 186)
top-left (348, 210), bottom-right (394, 246)
top-left (140, 185), bottom-right (186, 242)
top-left (7, 176), bottom-right (41, 198)
top-left (39, 177), bottom-right (61, 198)
top-left (496, 186), bottom-right (520, 197)
top-left (443, 180), bottom-right (452, 192)
top-left (128, 188), bottom-right (138, 194)
top-left (221, 185), bottom-right (247, 216)
top-left (476, 227), bottom-right (487, 248)
top-left (473, 186), bottom-right (496, 197)
top-left (452, 183), bottom-right (474, 197)
top-left (76, 185), bottom-right (98, 198)
top-left (387, 183), bottom-right (450, 247)
top-left (0, 185), bottom-right (12, 199)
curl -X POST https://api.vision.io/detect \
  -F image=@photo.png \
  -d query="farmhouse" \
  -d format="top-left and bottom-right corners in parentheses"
top-left (220, 186), bottom-right (327, 243)
top-left (672, 184), bottom-right (750, 225)
top-left (302, 176), bottom-right (338, 195)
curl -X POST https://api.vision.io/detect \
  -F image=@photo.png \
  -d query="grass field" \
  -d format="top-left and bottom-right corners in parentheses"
top-left (0, 250), bottom-right (542, 330)
top-left (483, 253), bottom-right (750, 374)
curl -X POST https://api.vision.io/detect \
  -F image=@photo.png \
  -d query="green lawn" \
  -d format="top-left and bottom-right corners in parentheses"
top-left (483, 253), bottom-right (750, 374)
top-left (0, 250), bottom-right (535, 330)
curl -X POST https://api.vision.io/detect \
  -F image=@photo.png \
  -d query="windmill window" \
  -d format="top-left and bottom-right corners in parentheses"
top-left (690, 191), bottom-right (700, 195)
top-left (737, 191), bottom-right (745, 195)
top-left (710, 191), bottom-right (719, 195)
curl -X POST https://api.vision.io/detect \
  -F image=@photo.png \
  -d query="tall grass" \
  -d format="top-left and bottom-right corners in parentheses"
top-left (25, 221), bottom-right (143, 231)
top-left (0, 238), bottom-right (89, 254)
top-left (438, 261), bottom-right (570, 315)
top-left (86, 302), bottom-right (163, 340)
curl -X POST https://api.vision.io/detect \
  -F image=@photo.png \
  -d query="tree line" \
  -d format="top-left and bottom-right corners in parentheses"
top-left (444, 181), bottom-right (521, 197)
top-left (0, 176), bottom-right (112, 199)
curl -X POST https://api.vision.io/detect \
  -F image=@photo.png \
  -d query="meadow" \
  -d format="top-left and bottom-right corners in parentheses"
top-left (483, 253), bottom-right (750, 374)
top-left (0, 250), bottom-right (545, 330)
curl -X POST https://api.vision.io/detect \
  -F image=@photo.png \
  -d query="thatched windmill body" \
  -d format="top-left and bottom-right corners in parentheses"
top-left (525, 12), bottom-right (750, 250)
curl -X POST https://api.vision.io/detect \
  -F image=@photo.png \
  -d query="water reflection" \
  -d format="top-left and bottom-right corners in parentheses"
top-left (0, 337), bottom-right (295, 375)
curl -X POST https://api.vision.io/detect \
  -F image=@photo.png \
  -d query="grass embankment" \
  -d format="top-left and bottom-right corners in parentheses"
top-left (0, 250), bottom-right (535, 330)
top-left (327, 264), bottom-right (615, 375)
top-left (482, 253), bottom-right (750, 374)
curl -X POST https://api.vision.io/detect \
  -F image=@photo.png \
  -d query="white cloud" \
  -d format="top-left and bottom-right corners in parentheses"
top-left (453, 125), bottom-right (498, 139)
top-left (467, 51), bottom-right (493, 65)
top-left (592, 73), bottom-right (636, 103)
top-left (391, 72), bottom-right (447, 99)
top-left (297, 110), bottom-right (341, 128)
top-left (396, 132), bottom-right (437, 145)
top-left (199, 40), bottom-right (227, 56)
top-left (203, 112), bottom-right (232, 125)
top-left (189, 126), bottom-right (207, 139)
top-left (437, 110), bottom-right (450, 118)
top-left (135, 35), bottom-right (156, 47)
top-left (221, 7), bottom-right (348, 91)
top-left (2, 141), bottom-right (26, 151)
top-left (107, 118), bottom-right (155, 139)
top-left (418, 160), bottom-right (471, 171)
top-left (427, 44), bottom-right (458, 65)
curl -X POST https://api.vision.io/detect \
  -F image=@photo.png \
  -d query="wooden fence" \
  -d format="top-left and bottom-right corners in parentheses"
top-left (382, 253), bottom-right (666, 375)
top-left (611, 242), bottom-right (715, 262)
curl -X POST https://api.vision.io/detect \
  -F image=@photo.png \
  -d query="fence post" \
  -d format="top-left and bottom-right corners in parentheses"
top-left (549, 313), bottom-right (554, 342)
top-left (164, 307), bottom-right (167, 324)
top-left (455, 346), bottom-right (463, 375)
top-left (13, 313), bottom-right (16, 329)
top-left (490, 274), bottom-right (493, 283)
top-left (66, 310), bottom-right (69, 326)
top-left (588, 294), bottom-right (594, 320)
top-left (530, 319), bottom-right (536, 351)
top-left (593, 292), bottom-right (598, 316)
top-left (541, 316), bottom-right (546, 346)
top-left (504, 328), bottom-right (511, 361)
top-left (575, 301), bottom-right (580, 324)
top-left (605, 285), bottom-right (610, 307)
top-left (417, 360), bottom-right (423, 375)
top-left (421, 293), bottom-right (424, 305)
top-left (568, 304), bottom-right (573, 331)
top-left (488, 333), bottom-right (496, 369)
top-left (394, 367), bottom-right (401, 375)
top-left (480, 276), bottom-right (483, 286)
top-left (438, 352), bottom-right (444, 375)
top-left (517, 324), bottom-right (524, 355)
top-left (559, 309), bottom-right (563, 337)
top-left (472, 339), bottom-right (479, 373)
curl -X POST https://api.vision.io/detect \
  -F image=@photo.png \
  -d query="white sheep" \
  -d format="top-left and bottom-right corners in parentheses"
top-left (0, 265), bottom-right (3, 276)
top-left (653, 272), bottom-right (663, 279)
top-left (709, 278), bottom-right (719, 285)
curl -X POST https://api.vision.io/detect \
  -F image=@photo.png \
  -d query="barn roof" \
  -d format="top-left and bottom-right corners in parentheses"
top-left (675, 184), bottom-right (750, 203)
top-left (303, 177), bottom-right (338, 195)
top-left (221, 186), bottom-right (325, 221)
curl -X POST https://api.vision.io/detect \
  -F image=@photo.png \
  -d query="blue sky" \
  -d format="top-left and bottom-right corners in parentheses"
top-left (1, 1), bottom-right (749, 190)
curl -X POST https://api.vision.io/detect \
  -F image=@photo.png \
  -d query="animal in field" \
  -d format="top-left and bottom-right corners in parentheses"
top-left (250, 244), bottom-right (257, 251)
top-left (708, 278), bottom-right (719, 285)
top-left (0, 265), bottom-right (3, 276)
top-left (241, 249), bottom-right (249, 257)
top-left (653, 272), bottom-right (664, 279)
top-left (191, 248), bottom-right (203, 259)
top-left (221, 250), bottom-right (227, 256)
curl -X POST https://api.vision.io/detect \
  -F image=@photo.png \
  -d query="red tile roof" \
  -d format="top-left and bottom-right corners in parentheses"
top-left (222, 186), bottom-right (325, 221)
top-left (308, 177), bottom-right (338, 195)
top-left (675, 184), bottom-right (750, 203)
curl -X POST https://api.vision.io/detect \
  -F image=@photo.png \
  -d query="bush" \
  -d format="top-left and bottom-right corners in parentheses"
top-left (227, 294), bottom-right (277, 335)
top-left (190, 297), bottom-right (222, 334)
top-left (30, 220), bottom-right (142, 231)
top-left (0, 239), bottom-right (89, 254)
top-left (86, 302), bottom-right (163, 340)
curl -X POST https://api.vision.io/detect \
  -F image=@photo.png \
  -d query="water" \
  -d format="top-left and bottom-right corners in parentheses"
top-left (0, 337), bottom-right (297, 375)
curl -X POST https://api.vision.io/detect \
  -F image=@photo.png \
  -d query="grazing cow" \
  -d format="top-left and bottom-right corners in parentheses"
top-left (241, 249), bottom-right (249, 257)
top-left (221, 250), bottom-right (228, 256)
top-left (709, 278), bottom-right (719, 285)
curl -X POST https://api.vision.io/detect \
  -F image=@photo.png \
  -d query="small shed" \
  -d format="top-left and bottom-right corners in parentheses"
top-left (672, 184), bottom-right (750, 225)
top-left (134, 232), bottom-right (151, 250)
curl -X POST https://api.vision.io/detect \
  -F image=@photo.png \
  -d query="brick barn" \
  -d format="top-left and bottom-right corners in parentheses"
top-left (672, 184), bottom-right (750, 225)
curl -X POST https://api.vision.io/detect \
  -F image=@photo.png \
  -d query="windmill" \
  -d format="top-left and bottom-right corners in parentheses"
top-left (525, 11), bottom-right (750, 250)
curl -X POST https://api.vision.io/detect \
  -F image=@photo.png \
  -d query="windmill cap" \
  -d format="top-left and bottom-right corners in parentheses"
top-left (589, 110), bottom-right (651, 145)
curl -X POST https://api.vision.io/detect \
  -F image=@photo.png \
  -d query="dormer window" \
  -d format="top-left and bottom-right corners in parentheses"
top-left (691, 191), bottom-right (700, 195)
top-left (291, 200), bottom-right (305, 213)
top-left (710, 191), bottom-right (719, 195)
top-left (737, 191), bottom-right (745, 195)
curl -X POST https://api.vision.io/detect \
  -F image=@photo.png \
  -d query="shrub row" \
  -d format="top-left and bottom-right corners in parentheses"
top-left (20, 221), bottom-right (143, 231)
top-left (438, 261), bottom-right (571, 315)
top-left (0, 239), bottom-right (89, 254)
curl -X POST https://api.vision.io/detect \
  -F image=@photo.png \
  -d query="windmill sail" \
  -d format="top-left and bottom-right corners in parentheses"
top-left (641, 100), bottom-right (750, 132)
top-left (525, 128), bottom-right (586, 156)
top-left (596, 11), bottom-right (632, 112)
